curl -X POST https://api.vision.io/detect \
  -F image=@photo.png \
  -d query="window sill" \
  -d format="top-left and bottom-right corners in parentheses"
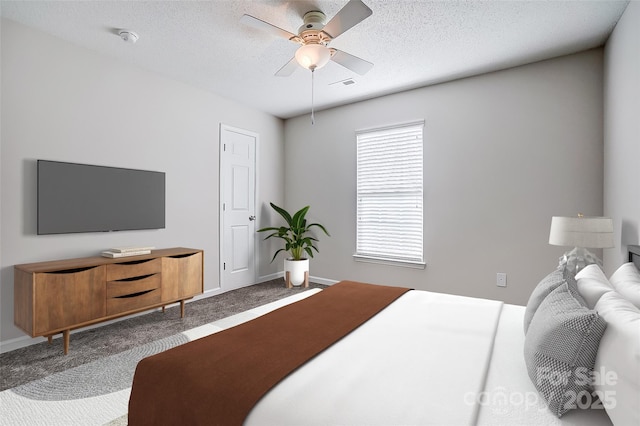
top-left (352, 254), bottom-right (426, 270)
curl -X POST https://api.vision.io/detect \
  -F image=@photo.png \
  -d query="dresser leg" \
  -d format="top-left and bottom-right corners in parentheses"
top-left (47, 335), bottom-right (53, 345)
top-left (63, 330), bottom-right (70, 355)
top-left (180, 300), bottom-right (185, 318)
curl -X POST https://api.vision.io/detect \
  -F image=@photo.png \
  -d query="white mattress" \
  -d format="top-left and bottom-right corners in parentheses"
top-left (246, 290), bottom-right (613, 426)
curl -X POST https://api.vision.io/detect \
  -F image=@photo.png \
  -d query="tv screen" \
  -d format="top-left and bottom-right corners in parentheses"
top-left (37, 160), bottom-right (165, 235)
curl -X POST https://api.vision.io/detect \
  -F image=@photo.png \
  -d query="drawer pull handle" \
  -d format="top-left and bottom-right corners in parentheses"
top-left (48, 266), bottom-right (101, 275)
top-left (117, 259), bottom-right (154, 266)
top-left (115, 274), bottom-right (156, 282)
top-left (167, 253), bottom-right (197, 259)
top-left (114, 289), bottom-right (155, 299)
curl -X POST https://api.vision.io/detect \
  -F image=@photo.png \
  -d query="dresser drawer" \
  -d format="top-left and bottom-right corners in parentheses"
top-left (107, 287), bottom-right (162, 316)
top-left (107, 273), bottom-right (161, 299)
top-left (106, 258), bottom-right (162, 281)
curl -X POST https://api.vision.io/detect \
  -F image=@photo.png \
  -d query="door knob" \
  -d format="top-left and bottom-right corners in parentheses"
top-left (249, 215), bottom-right (256, 221)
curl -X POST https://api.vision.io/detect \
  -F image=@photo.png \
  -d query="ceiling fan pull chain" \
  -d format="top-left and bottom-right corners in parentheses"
top-left (311, 68), bottom-right (315, 125)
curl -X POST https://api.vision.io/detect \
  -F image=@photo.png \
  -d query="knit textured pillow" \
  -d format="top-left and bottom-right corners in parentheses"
top-left (523, 268), bottom-right (581, 334)
top-left (524, 282), bottom-right (607, 417)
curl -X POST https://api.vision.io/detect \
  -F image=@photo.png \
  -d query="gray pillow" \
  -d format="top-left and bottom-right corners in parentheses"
top-left (523, 269), bottom-right (566, 334)
top-left (524, 282), bottom-right (607, 417)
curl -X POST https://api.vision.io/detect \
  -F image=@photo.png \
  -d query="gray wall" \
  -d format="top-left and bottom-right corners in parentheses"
top-left (284, 50), bottom-right (604, 306)
top-left (0, 19), bottom-right (284, 347)
top-left (603, 2), bottom-right (640, 274)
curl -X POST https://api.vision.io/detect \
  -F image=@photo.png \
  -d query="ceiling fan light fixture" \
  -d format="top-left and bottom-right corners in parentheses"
top-left (295, 44), bottom-right (331, 71)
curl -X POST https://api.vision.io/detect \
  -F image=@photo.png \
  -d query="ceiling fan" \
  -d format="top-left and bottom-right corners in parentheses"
top-left (241, 0), bottom-right (374, 76)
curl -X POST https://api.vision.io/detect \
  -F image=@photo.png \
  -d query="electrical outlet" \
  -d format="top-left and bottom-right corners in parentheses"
top-left (497, 273), bottom-right (507, 287)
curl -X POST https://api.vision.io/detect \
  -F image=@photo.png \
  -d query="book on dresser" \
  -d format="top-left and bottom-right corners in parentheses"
top-left (101, 246), bottom-right (155, 258)
top-left (110, 246), bottom-right (156, 253)
top-left (101, 250), bottom-right (151, 258)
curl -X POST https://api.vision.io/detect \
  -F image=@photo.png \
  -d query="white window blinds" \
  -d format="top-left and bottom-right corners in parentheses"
top-left (356, 121), bottom-right (424, 264)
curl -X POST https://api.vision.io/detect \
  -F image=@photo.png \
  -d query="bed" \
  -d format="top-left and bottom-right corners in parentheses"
top-left (129, 247), bottom-right (640, 425)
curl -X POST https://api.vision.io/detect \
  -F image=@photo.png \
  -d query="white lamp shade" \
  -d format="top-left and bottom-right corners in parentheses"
top-left (549, 216), bottom-right (614, 248)
top-left (295, 44), bottom-right (331, 70)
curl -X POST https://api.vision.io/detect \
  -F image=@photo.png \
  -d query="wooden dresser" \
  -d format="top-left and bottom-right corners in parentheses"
top-left (14, 247), bottom-right (203, 354)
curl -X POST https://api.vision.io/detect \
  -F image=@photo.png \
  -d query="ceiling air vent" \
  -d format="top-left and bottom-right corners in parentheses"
top-left (330, 78), bottom-right (356, 86)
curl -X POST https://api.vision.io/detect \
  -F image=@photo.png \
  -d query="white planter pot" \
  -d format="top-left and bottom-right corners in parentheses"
top-left (284, 258), bottom-right (309, 287)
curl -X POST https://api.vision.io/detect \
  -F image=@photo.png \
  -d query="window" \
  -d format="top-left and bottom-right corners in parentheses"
top-left (355, 121), bottom-right (424, 268)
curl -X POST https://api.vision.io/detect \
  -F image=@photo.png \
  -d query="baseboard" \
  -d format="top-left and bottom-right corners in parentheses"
top-left (257, 271), bottom-right (284, 282)
top-left (309, 275), bottom-right (339, 286)
top-left (0, 334), bottom-right (48, 354)
top-left (259, 272), bottom-right (337, 286)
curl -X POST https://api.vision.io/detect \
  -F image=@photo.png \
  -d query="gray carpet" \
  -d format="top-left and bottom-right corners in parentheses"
top-left (0, 279), bottom-right (326, 392)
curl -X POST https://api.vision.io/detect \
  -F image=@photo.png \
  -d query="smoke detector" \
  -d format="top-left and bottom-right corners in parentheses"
top-left (118, 30), bottom-right (139, 44)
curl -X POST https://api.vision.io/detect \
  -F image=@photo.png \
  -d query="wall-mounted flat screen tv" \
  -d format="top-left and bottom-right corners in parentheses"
top-left (37, 160), bottom-right (165, 235)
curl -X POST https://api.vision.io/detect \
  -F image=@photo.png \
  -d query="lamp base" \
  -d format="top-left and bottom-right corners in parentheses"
top-left (558, 247), bottom-right (602, 275)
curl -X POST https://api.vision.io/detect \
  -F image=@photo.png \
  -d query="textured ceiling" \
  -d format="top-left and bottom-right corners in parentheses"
top-left (0, 0), bottom-right (629, 119)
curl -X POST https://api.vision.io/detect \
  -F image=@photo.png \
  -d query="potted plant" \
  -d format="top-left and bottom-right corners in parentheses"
top-left (257, 202), bottom-right (329, 287)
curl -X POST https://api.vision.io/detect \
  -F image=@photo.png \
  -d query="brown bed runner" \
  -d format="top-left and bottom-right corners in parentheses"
top-left (128, 280), bottom-right (410, 426)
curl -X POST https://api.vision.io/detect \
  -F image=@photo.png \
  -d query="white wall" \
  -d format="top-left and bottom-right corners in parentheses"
top-left (284, 50), bottom-right (604, 305)
top-left (603, 2), bottom-right (640, 274)
top-left (0, 19), bottom-right (284, 347)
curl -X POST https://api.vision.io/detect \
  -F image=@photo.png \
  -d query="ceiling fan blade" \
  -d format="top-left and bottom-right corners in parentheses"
top-left (322, 0), bottom-right (373, 39)
top-left (330, 49), bottom-right (373, 75)
top-left (240, 14), bottom-right (301, 43)
top-left (275, 58), bottom-right (299, 77)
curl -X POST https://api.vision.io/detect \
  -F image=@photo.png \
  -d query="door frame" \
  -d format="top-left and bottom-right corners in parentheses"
top-left (218, 123), bottom-right (259, 291)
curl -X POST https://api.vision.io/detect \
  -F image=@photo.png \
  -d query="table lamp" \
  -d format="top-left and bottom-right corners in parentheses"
top-left (549, 215), bottom-right (614, 274)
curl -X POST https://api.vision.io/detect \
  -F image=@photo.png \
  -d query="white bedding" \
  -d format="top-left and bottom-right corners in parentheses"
top-left (246, 289), bottom-right (613, 426)
top-left (477, 305), bottom-right (612, 426)
top-left (248, 290), bottom-right (503, 425)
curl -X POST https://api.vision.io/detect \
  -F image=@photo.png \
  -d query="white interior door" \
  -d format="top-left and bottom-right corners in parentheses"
top-left (220, 124), bottom-right (257, 291)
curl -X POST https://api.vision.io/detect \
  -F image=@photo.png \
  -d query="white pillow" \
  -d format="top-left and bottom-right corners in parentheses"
top-left (575, 264), bottom-right (615, 309)
top-left (593, 291), bottom-right (640, 426)
top-left (609, 262), bottom-right (640, 309)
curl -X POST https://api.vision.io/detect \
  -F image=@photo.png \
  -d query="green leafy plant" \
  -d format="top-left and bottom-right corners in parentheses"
top-left (257, 203), bottom-right (330, 262)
